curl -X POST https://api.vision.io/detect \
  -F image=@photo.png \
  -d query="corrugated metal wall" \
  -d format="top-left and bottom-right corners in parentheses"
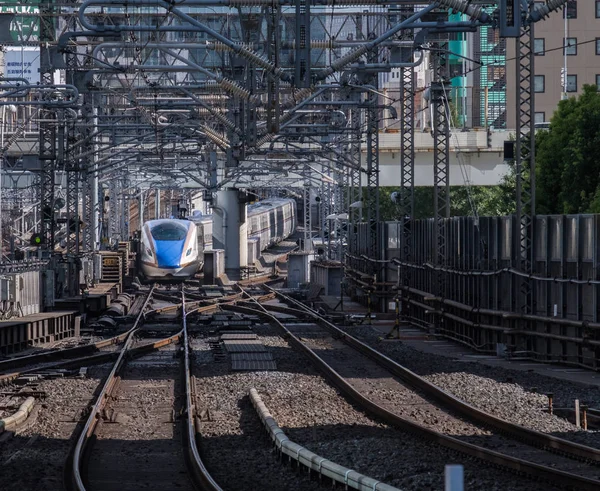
top-left (348, 215), bottom-right (600, 370)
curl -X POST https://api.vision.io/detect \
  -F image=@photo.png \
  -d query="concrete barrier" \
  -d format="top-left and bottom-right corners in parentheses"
top-left (0, 396), bottom-right (35, 433)
top-left (249, 388), bottom-right (401, 491)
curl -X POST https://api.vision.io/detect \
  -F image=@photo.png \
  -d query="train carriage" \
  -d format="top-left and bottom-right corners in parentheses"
top-left (139, 198), bottom-right (296, 281)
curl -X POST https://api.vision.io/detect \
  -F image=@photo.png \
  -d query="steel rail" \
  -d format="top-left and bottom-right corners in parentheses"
top-left (65, 283), bottom-right (221, 490)
top-left (150, 292), bottom-right (244, 315)
top-left (223, 295), bottom-right (600, 491)
top-left (181, 292), bottom-right (223, 491)
top-left (183, 289), bottom-right (275, 317)
top-left (67, 284), bottom-right (159, 490)
top-left (269, 288), bottom-right (600, 463)
top-left (0, 352), bottom-right (121, 386)
top-left (0, 333), bottom-right (129, 374)
top-left (0, 289), bottom-right (155, 376)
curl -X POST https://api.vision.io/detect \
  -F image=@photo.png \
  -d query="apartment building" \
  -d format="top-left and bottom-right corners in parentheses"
top-left (506, 0), bottom-right (600, 125)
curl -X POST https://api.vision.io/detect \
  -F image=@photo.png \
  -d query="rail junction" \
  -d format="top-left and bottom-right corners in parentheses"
top-left (2, 1), bottom-right (600, 490)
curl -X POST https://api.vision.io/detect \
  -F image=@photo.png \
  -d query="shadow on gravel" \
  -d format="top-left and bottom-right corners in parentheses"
top-left (197, 395), bottom-right (324, 491)
top-left (202, 402), bottom-right (565, 491)
top-left (0, 433), bottom-right (72, 491)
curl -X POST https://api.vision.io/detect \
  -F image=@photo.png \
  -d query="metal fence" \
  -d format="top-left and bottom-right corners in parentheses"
top-left (347, 215), bottom-right (600, 370)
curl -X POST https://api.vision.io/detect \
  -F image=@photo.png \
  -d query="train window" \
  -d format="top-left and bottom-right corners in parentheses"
top-left (151, 223), bottom-right (188, 241)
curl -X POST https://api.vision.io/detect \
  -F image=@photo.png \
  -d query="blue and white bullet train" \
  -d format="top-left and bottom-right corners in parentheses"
top-left (139, 198), bottom-right (296, 281)
top-left (139, 219), bottom-right (200, 281)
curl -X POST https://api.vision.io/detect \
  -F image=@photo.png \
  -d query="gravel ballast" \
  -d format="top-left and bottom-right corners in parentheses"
top-left (192, 323), bottom-right (558, 490)
top-left (340, 325), bottom-right (600, 448)
top-left (0, 366), bottom-right (109, 491)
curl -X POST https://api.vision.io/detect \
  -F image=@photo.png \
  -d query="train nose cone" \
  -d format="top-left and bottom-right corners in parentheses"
top-left (155, 241), bottom-right (183, 268)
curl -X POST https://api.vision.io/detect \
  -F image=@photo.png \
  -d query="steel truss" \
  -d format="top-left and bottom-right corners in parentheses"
top-left (515, 24), bottom-right (535, 289)
top-left (398, 64), bottom-right (416, 323)
top-left (431, 34), bottom-right (451, 305)
top-left (38, 0), bottom-right (57, 254)
top-left (80, 99), bottom-right (95, 252)
top-left (364, 27), bottom-right (380, 262)
top-left (0, 1), bottom-right (569, 308)
top-left (513, 7), bottom-right (536, 353)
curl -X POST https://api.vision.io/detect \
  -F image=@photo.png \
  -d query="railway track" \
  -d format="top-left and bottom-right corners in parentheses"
top-left (189, 294), bottom-right (408, 491)
top-left (226, 287), bottom-right (600, 490)
top-left (65, 285), bottom-right (220, 491)
top-left (0, 330), bottom-right (128, 382)
top-left (0, 286), bottom-right (252, 386)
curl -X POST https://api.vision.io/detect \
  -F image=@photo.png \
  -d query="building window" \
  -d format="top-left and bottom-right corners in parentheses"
top-left (597, 1), bottom-right (600, 18)
top-left (566, 75), bottom-right (577, 93)
top-left (534, 38), bottom-right (545, 56)
top-left (534, 112), bottom-right (546, 124)
top-left (487, 28), bottom-right (499, 45)
top-left (564, 37), bottom-right (577, 56)
top-left (596, 38), bottom-right (600, 55)
top-left (596, 75), bottom-right (600, 91)
top-left (534, 75), bottom-right (545, 93)
top-left (566, 0), bottom-right (577, 19)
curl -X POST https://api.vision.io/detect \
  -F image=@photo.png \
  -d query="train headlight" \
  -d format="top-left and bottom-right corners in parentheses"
top-left (186, 248), bottom-right (192, 257)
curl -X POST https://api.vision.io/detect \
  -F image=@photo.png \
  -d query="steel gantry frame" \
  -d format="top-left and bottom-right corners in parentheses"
top-left (64, 15), bottom-right (81, 257)
top-left (0, 0), bottom-right (572, 307)
top-left (38, 0), bottom-right (58, 254)
top-left (364, 34), bottom-right (380, 262)
top-left (515, 14), bottom-right (536, 308)
top-left (347, 104), bottom-right (362, 257)
top-left (80, 99), bottom-right (95, 253)
top-left (397, 6), bottom-right (416, 328)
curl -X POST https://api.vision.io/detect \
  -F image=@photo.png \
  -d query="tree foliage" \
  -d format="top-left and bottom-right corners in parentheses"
top-left (377, 178), bottom-right (516, 222)
top-left (378, 86), bottom-right (600, 220)
top-left (536, 85), bottom-right (600, 214)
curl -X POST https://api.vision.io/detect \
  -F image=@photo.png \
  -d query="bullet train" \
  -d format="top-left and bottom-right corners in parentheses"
top-left (139, 219), bottom-right (200, 281)
top-left (139, 198), bottom-right (296, 281)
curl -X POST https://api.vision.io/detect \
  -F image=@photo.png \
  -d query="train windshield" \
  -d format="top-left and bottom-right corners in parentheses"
top-left (151, 223), bottom-right (188, 241)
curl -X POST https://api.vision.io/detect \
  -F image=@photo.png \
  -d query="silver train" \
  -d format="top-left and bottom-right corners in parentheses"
top-left (139, 198), bottom-right (296, 281)
top-left (139, 219), bottom-right (200, 281)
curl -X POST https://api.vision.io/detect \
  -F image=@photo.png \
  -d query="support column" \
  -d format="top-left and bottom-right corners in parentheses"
top-left (347, 105), bottom-right (362, 257)
top-left (294, 0), bottom-right (311, 88)
top-left (121, 178), bottom-right (129, 240)
top-left (107, 180), bottom-right (120, 243)
top-left (155, 189), bottom-right (161, 219)
top-left (399, 50), bottom-right (416, 329)
top-left (81, 100), bottom-right (94, 252)
top-left (213, 189), bottom-right (247, 280)
top-left (513, 7), bottom-right (536, 354)
top-left (39, 0), bottom-right (56, 255)
top-left (138, 191), bottom-right (145, 230)
top-left (302, 163), bottom-right (312, 251)
top-left (364, 49), bottom-right (380, 262)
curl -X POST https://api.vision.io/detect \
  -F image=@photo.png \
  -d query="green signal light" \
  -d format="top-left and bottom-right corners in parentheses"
top-left (34, 236), bottom-right (41, 244)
